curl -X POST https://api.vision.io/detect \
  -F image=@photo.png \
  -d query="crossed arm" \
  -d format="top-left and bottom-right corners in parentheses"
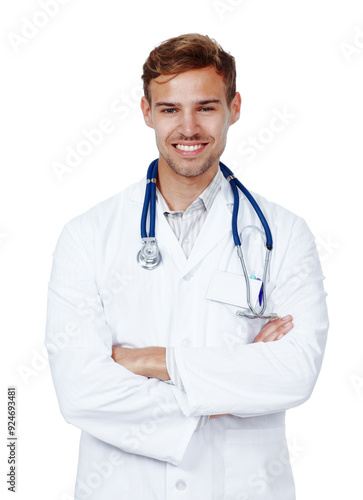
top-left (46, 217), bottom-right (328, 464)
top-left (111, 315), bottom-right (294, 418)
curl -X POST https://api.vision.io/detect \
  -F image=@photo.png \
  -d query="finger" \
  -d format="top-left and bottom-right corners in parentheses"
top-left (254, 317), bottom-right (294, 343)
top-left (264, 321), bottom-right (294, 342)
top-left (265, 315), bottom-right (293, 333)
top-left (255, 315), bottom-right (292, 340)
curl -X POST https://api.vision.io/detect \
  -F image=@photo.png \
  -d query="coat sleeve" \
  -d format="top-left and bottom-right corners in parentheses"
top-left (45, 220), bottom-right (200, 466)
top-left (169, 216), bottom-right (329, 417)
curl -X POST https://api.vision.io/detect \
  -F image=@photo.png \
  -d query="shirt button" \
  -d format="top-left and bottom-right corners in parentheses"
top-left (182, 338), bottom-right (191, 347)
top-left (183, 238), bottom-right (190, 244)
top-left (175, 479), bottom-right (186, 490)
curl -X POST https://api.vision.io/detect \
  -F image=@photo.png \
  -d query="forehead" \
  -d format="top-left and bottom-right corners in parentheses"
top-left (149, 66), bottom-right (228, 104)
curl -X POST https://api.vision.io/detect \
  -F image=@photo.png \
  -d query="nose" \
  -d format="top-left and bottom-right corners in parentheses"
top-left (177, 110), bottom-right (200, 137)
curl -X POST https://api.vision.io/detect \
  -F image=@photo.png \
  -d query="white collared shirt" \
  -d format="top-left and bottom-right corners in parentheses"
top-left (156, 168), bottom-right (223, 258)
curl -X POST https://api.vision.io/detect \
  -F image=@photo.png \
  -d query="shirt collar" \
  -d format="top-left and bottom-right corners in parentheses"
top-left (156, 168), bottom-right (223, 215)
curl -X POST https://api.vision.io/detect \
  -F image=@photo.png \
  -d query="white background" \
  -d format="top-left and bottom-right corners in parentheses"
top-left (1, 0), bottom-right (362, 498)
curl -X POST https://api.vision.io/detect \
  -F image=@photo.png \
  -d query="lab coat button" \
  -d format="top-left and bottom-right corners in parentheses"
top-left (183, 273), bottom-right (193, 281)
top-left (175, 479), bottom-right (186, 490)
top-left (181, 338), bottom-right (191, 347)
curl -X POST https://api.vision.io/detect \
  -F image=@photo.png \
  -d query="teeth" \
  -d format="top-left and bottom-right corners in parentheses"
top-left (175, 144), bottom-right (204, 151)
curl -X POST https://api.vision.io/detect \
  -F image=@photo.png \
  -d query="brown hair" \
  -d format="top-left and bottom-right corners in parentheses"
top-left (142, 33), bottom-right (236, 105)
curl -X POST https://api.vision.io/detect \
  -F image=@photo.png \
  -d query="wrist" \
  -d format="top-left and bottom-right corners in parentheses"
top-left (142, 347), bottom-right (168, 381)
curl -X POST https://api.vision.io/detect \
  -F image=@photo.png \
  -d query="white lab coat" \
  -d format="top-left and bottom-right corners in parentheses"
top-left (45, 172), bottom-right (329, 500)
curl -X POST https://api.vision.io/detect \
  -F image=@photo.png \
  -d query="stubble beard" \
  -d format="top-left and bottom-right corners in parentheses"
top-left (159, 138), bottom-right (227, 178)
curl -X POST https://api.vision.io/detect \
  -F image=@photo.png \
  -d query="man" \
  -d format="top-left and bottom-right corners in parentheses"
top-left (45, 33), bottom-right (328, 499)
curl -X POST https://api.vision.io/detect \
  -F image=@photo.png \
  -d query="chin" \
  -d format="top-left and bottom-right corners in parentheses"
top-left (162, 153), bottom-right (219, 179)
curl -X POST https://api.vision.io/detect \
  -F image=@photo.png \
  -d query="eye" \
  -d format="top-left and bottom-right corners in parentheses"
top-left (161, 108), bottom-right (177, 114)
top-left (199, 107), bottom-right (214, 112)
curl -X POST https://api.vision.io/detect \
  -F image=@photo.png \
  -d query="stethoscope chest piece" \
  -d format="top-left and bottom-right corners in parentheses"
top-left (137, 237), bottom-right (161, 270)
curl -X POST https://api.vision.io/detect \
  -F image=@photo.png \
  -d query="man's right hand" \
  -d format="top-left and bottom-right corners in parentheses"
top-left (209, 315), bottom-right (293, 420)
top-left (253, 315), bottom-right (293, 343)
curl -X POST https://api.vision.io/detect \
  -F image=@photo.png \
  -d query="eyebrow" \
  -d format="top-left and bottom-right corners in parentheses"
top-left (154, 99), bottom-right (222, 107)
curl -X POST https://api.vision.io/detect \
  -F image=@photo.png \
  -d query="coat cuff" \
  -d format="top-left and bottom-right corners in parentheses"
top-left (165, 347), bottom-right (185, 391)
top-left (166, 347), bottom-right (210, 428)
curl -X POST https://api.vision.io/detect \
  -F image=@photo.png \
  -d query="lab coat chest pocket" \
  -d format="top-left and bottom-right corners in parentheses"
top-left (205, 269), bottom-right (277, 346)
top-left (224, 427), bottom-right (295, 500)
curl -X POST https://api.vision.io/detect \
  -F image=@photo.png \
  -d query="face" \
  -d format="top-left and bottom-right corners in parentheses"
top-left (141, 66), bottom-right (241, 178)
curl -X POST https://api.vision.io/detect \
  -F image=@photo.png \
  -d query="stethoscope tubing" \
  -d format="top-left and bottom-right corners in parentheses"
top-left (141, 159), bottom-right (158, 239)
top-left (219, 162), bottom-right (273, 250)
top-left (139, 159), bottom-right (277, 320)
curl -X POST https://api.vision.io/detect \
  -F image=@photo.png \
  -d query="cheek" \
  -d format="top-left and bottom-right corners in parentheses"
top-left (208, 113), bottom-right (230, 137)
top-left (153, 119), bottom-right (172, 142)
top-left (211, 121), bottom-right (229, 143)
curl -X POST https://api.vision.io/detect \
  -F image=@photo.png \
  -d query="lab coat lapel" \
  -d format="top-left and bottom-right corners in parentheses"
top-left (181, 178), bottom-right (234, 277)
top-left (130, 176), bottom-right (188, 274)
top-left (130, 174), bottom-right (237, 276)
top-left (155, 201), bottom-right (187, 274)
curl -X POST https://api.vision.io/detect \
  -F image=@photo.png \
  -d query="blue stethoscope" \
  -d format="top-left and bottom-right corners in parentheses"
top-left (138, 159), bottom-right (278, 320)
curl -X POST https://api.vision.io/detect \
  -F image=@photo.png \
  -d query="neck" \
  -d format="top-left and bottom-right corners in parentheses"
top-left (156, 157), bottom-right (219, 211)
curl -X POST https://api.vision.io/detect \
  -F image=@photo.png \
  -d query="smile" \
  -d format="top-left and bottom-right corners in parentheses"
top-left (173, 143), bottom-right (206, 152)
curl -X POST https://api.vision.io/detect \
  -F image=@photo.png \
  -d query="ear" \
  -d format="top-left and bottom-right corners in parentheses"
top-left (141, 96), bottom-right (154, 129)
top-left (229, 92), bottom-right (242, 126)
